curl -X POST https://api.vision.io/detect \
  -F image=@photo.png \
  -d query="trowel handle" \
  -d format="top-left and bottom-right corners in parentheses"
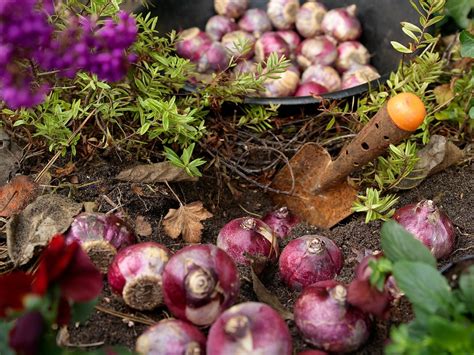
top-left (313, 104), bottom-right (414, 193)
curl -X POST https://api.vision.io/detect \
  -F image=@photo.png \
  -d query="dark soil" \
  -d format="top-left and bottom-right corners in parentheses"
top-left (65, 158), bottom-right (473, 354)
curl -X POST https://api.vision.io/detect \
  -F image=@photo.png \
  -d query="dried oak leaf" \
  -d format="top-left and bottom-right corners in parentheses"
top-left (6, 194), bottom-right (83, 265)
top-left (162, 201), bottom-right (213, 243)
top-left (0, 175), bottom-right (38, 218)
top-left (135, 215), bottom-right (153, 237)
top-left (115, 162), bottom-right (198, 183)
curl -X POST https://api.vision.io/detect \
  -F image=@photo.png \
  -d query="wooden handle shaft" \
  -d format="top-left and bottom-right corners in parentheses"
top-left (312, 104), bottom-right (411, 193)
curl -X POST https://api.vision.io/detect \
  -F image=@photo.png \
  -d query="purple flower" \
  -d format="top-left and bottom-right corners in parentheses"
top-left (8, 311), bottom-right (45, 355)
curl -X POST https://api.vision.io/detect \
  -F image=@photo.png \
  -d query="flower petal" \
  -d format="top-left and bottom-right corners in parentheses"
top-left (59, 246), bottom-right (103, 302)
top-left (8, 311), bottom-right (44, 355)
top-left (0, 272), bottom-right (34, 317)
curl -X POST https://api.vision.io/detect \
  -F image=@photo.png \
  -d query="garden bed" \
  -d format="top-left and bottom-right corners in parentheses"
top-left (62, 155), bottom-right (473, 353)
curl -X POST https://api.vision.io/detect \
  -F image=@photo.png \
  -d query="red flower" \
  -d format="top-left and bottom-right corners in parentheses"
top-left (34, 234), bottom-right (103, 302)
top-left (0, 272), bottom-right (38, 317)
top-left (8, 311), bottom-right (45, 355)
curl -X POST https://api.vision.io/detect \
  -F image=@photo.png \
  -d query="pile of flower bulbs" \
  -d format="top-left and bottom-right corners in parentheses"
top-left (176, 0), bottom-right (381, 98)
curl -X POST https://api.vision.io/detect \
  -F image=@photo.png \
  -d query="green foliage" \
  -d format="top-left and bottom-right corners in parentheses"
top-left (238, 104), bottom-right (280, 132)
top-left (445, 0), bottom-right (474, 28)
top-left (352, 188), bottom-right (399, 223)
top-left (0, 321), bottom-right (14, 355)
top-left (391, 0), bottom-right (446, 55)
top-left (372, 142), bottom-right (420, 190)
top-left (369, 258), bottom-right (393, 291)
top-left (379, 221), bottom-right (474, 354)
top-left (380, 220), bottom-right (437, 266)
top-left (164, 143), bottom-right (206, 177)
top-left (460, 30), bottom-right (474, 57)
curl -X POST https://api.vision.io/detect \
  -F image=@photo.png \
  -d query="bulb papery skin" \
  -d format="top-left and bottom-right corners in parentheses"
top-left (321, 5), bottom-right (362, 42)
top-left (267, 0), bottom-right (300, 30)
top-left (302, 64), bottom-right (341, 92)
top-left (176, 28), bottom-right (213, 62)
top-left (217, 217), bottom-right (279, 265)
top-left (197, 42), bottom-right (229, 73)
top-left (262, 206), bottom-right (299, 239)
top-left (206, 15), bottom-right (238, 41)
top-left (263, 69), bottom-right (300, 97)
top-left (108, 242), bottom-right (171, 311)
top-left (279, 235), bottom-right (343, 290)
top-left (136, 318), bottom-right (206, 355)
top-left (341, 64), bottom-right (380, 89)
top-left (393, 200), bottom-right (455, 259)
top-left (277, 30), bottom-right (302, 54)
top-left (238, 9), bottom-right (272, 37)
top-left (335, 41), bottom-right (370, 72)
top-left (162, 244), bottom-right (240, 326)
top-left (215, 0), bottom-right (249, 19)
top-left (221, 30), bottom-right (256, 60)
top-left (65, 212), bottom-right (136, 273)
top-left (255, 32), bottom-right (291, 62)
top-left (207, 302), bottom-right (293, 355)
top-left (296, 36), bottom-right (338, 69)
top-left (233, 59), bottom-right (257, 76)
top-left (295, 1), bottom-right (327, 38)
top-left (295, 82), bottom-right (328, 97)
top-left (294, 281), bottom-right (371, 353)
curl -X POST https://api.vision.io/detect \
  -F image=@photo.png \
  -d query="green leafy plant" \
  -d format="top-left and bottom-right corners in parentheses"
top-left (377, 221), bottom-right (474, 354)
top-left (164, 143), bottom-right (206, 177)
top-left (352, 188), bottom-right (399, 223)
top-left (237, 104), bottom-right (280, 132)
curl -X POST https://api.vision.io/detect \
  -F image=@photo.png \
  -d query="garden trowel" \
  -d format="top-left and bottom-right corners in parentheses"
top-left (271, 93), bottom-right (426, 229)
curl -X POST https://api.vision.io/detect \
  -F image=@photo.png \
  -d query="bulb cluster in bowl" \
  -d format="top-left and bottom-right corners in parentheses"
top-left (175, 0), bottom-right (381, 98)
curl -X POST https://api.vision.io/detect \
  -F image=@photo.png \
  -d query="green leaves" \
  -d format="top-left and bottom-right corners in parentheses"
top-left (459, 265), bottom-right (474, 310)
top-left (445, 0), bottom-right (473, 28)
top-left (392, 261), bottom-right (453, 314)
top-left (0, 321), bottom-right (14, 355)
top-left (164, 143), bottom-right (206, 177)
top-left (71, 298), bottom-right (98, 323)
top-left (380, 220), bottom-right (437, 267)
top-left (352, 188), bottom-right (399, 223)
top-left (460, 30), bottom-right (474, 58)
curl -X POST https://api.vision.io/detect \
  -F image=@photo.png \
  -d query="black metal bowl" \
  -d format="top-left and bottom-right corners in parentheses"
top-left (134, 0), bottom-right (419, 105)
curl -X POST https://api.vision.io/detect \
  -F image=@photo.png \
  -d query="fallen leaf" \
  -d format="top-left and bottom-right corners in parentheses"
top-left (398, 135), bottom-right (464, 190)
top-left (6, 194), bottom-right (83, 265)
top-left (0, 176), bottom-right (38, 218)
top-left (433, 84), bottom-right (454, 106)
top-left (83, 201), bottom-right (98, 213)
top-left (162, 201), bottom-right (213, 243)
top-left (135, 215), bottom-right (152, 237)
top-left (54, 162), bottom-right (76, 178)
top-left (0, 128), bottom-right (21, 186)
top-left (115, 162), bottom-right (198, 183)
top-left (251, 266), bottom-right (294, 321)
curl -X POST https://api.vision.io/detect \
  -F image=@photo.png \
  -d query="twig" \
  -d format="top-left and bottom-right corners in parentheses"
top-left (164, 181), bottom-right (183, 205)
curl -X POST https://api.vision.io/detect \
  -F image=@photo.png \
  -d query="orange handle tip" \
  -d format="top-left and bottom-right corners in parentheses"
top-left (387, 92), bottom-right (426, 132)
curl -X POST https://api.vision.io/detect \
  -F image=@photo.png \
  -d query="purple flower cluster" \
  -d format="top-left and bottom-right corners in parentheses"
top-left (0, 0), bottom-right (137, 109)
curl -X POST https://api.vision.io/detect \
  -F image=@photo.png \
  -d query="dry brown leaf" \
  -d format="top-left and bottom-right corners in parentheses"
top-left (251, 266), bottom-right (294, 321)
top-left (135, 215), bottom-right (153, 237)
top-left (162, 201), bottom-right (213, 243)
top-left (54, 162), bottom-right (76, 178)
top-left (0, 175), bottom-right (38, 218)
top-left (6, 194), bottom-right (83, 265)
top-left (398, 135), bottom-right (464, 190)
top-left (116, 162), bottom-right (198, 183)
